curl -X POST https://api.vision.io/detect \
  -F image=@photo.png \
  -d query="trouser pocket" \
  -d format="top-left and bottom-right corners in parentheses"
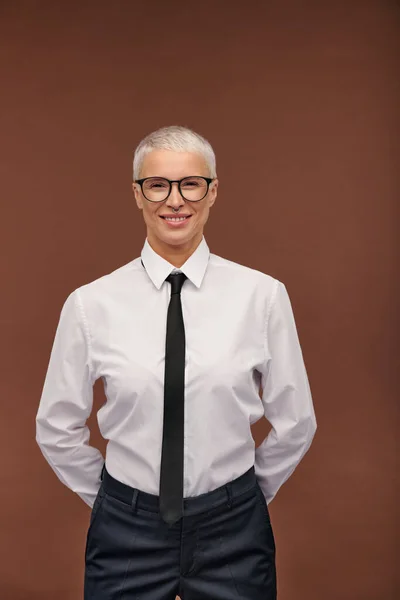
top-left (85, 484), bottom-right (106, 561)
top-left (255, 482), bottom-right (272, 524)
top-left (255, 481), bottom-right (276, 551)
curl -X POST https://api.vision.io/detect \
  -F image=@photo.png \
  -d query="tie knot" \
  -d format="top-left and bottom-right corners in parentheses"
top-left (166, 272), bottom-right (187, 295)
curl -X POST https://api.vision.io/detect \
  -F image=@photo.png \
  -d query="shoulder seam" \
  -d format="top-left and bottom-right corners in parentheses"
top-left (264, 278), bottom-right (280, 359)
top-left (74, 288), bottom-right (94, 383)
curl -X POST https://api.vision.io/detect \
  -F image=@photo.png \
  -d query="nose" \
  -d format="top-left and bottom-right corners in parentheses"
top-left (166, 181), bottom-right (185, 208)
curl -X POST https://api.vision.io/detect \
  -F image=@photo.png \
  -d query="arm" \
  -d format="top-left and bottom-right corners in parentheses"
top-left (255, 279), bottom-right (317, 504)
top-left (35, 288), bottom-right (104, 508)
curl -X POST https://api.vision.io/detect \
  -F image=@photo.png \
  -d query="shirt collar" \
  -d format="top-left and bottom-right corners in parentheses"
top-left (140, 235), bottom-right (210, 290)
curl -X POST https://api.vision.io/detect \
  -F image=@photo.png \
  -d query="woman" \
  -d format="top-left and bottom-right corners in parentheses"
top-left (36, 125), bottom-right (317, 599)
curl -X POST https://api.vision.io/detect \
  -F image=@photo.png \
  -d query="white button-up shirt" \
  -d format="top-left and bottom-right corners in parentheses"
top-left (36, 235), bottom-right (317, 509)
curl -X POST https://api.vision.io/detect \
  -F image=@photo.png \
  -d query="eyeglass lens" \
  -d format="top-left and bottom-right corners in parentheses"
top-left (142, 177), bottom-right (208, 202)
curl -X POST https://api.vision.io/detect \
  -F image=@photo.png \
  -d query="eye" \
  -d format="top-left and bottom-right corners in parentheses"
top-left (182, 178), bottom-right (201, 188)
top-left (146, 179), bottom-right (168, 189)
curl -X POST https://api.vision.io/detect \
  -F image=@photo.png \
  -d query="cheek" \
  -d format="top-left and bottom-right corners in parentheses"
top-left (142, 206), bottom-right (157, 217)
top-left (141, 209), bottom-right (156, 225)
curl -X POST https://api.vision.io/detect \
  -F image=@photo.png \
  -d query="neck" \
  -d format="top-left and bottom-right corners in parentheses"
top-left (147, 232), bottom-right (203, 268)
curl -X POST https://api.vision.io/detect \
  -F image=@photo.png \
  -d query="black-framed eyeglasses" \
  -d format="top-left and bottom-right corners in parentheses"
top-left (134, 176), bottom-right (214, 202)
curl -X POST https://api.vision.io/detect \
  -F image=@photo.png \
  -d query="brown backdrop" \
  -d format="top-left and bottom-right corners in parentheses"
top-left (1, 1), bottom-right (399, 599)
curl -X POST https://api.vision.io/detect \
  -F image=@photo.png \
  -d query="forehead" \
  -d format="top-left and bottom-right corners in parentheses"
top-left (140, 149), bottom-right (209, 178)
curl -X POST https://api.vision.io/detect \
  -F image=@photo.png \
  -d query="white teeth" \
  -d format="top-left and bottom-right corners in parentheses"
top-left (165, 217), bottom-right (187, 222)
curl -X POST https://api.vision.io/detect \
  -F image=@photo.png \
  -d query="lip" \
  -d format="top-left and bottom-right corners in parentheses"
top-left (160, 214), bottom-right (192, 228)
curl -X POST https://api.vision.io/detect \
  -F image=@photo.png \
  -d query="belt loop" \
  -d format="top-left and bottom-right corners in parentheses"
top-left (131, 489), bottom-right (139, 513)
top-left (100, 463), bottom-right (105, 481)
top-left (226, 482), bottom-right (233, 509)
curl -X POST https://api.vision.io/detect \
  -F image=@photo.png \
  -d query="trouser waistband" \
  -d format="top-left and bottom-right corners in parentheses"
top-left (100, 464), bottom-right (257, 516)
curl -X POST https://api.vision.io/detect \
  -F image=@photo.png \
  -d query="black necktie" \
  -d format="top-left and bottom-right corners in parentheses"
top-left (159, 271), bottom-right (188, 525)
top-left (141, 260), bottom-right (187, 525)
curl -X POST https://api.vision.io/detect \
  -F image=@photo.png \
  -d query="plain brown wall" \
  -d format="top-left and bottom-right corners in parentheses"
top-left (1, 1), bottom-right (398, 599)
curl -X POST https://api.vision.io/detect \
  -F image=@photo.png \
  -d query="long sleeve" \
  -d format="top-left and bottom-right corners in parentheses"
top-left (255, 279), bottom-right (317, 505)
top-left (35, 288), bottom-right (104, 508)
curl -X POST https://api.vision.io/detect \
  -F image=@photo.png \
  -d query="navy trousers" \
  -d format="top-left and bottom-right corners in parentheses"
top-left (84, 465), bottom-right (277, 599)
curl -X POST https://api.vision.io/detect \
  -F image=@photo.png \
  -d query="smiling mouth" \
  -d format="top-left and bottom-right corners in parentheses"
top-left (160, 215), bottom-right (192, 221)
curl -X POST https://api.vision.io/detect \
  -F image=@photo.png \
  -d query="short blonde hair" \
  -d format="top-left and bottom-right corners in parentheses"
top-left (133, 125), bottom-right (217, 180)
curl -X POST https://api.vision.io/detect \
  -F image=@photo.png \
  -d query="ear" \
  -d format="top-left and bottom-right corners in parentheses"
top-left (132, 183), bottom-right (143, 209)
top-left (206, 179), bottom-right (217, 208)
top-left (210, 178), bottom-right (218, 199)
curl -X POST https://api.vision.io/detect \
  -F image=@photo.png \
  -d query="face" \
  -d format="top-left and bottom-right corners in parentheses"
top-left (132, 149), bottom-right (218, 255)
